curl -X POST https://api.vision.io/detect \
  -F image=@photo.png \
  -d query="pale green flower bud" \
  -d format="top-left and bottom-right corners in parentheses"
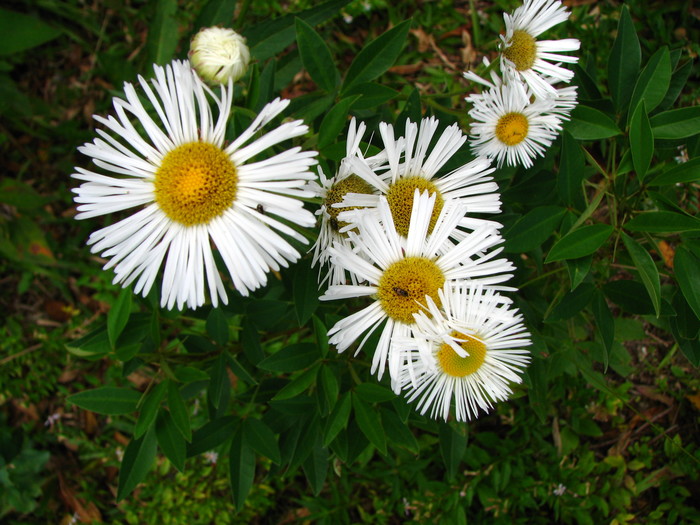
top-left (189, 27), bottom-right (251, 85)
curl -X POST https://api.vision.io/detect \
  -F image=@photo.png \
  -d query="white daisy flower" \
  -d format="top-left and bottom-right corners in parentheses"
top-left (466, 80), bottom-right (563, 168)
top-left (72, 60), bottom-right (317, 310)
top-left (320, 191), bottom-right (514, 385)
top-left (338, 117), bottom-right (502, 242)
top-left (398, 282), bottom-right (531, 422)
top-left (500, 0), bottom-right (580, 99)
top-left (308, 118), bottom-right (386, 286)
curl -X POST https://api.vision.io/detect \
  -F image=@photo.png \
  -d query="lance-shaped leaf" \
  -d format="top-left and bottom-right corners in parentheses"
top-left (627, 46), bottom-right (671, 122)
top-left (504, 206), bottom-right (566, 253)
top-left (629, 101), bottom-right (654, 182)
top-left (108, 287), bottom-right (132, 348)
top-left (649, 106), bottom-right (700, 139)
top-left (295, 17), bottom-right (338, 92)
top-left (156, 409), bottom-right (186, 472)
top-left (622, 234), bottom-right (661, 317)
top-left (351, 393), bottom-right (387, 455)
top-left (117, 428), bottom-right (157, 501)
top-left (625, 211), bottom-right (700, 233)
top-left (675, 247), bottom-right (700, 321)
top-left (545, 225), bottom-right (614, 263)
top-left (229, 426), bottom-right (255, 509)
top-left (68, 387), bottom-right (141, 415)
top-left (565, 106), bottom-right (621, 140)
top-left (608, 5), bottom-right (640, 111)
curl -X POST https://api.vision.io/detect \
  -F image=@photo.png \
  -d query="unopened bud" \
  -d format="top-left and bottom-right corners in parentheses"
top-left (189, 27), bottom-right (251, 85)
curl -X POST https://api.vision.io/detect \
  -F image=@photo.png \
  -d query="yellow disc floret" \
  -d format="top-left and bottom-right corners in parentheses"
top-left (377, 256), bottom-right (445, 324)
top-left (436, 331), bottom-right (487, 377)
top-left (386, 177), bottom-right (444, 236)
top-left (495, 112), bottom-right (529, 146)
top-left (503, 29), bottom-right (537, 71)
top-left (324, 174), bottom-right (375, 233)
top-left (155, 142), bottom-right (238, 226)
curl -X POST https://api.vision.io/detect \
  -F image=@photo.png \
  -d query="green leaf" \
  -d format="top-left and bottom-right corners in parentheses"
top-left (257, 342), bottom-right (320, 372)
top-left (209, 353), bottom-right (230, 410)
top-left (0, 8), bottom-right (62, 55)
top-left (343, 82), bottom-right (398, 110)
top-left (603, 280), bottom-right (656, 315)
top-left (439, 424), bottom-right (467, 481)
top-left (117, 427), bottom-right (157, 501)
top-left (323, 392), bottom-right (351, 446)
top-left (240, 318), bottom-right (264, 365)
top-left (565, 106), bottom-right (621, 140)
top-left (0, 178), bottom-right (47, 210)
top-left (313, 315), bottom-right (329, 357)
top-left (558, 131), bottom-right (586, 209)
top-left (167, 380), bottom-right (192, 442)
top-left (173, 366), bottom-right (210, 384)
top-left (669, 292), bottom-right (700, 367)
top-left (591, 291), bottom-right (614, 371)
top-left (273, 364), bottom-right (320, 401)
top-left (156, 409), bottom-right (186, 472)
top-left (341, 20), bottom-right (411, 94)
top-left (503, 206), bottom-right (566, 253)
top-left (648, 157), bottom-right (700, 186)
top-left (351, 393), bottom-right (386, 455)
top-left (566, 256), bottom-right (592, 291)
top-left (621, 234), bottom-right (661, 317)
top-left (354, 383), bottom-right (396, 404)
top-left (629, 101), bottom-right (654, 182)
top-left (318, 365), bottom-right (339, 415)
top-left (292, 259), bottom-right (320, 326)
top-left (547, 283), bottom-right (595, 322)
top-left (546, 224), bottom-right (614, 263)
top-left (187, 416), bottom-right (237, 457)
top-left (608, 5), bottom-right (640, 111)
top-left (317, 95), bottom-right (362, 150)
top-left (396, 87), bottom-right (421, 134)
top-left (649, 106), bottom-right (700, 139)
top-left (226, 354), bottom-right (258, 385)
top-left (229, 427), bottom-right (255, 509)
top-left (625, 211), bottom-right (700, 233)
top-left (295, 18), bottom-right (338, 92)
top-left (206, 308), bottom-right (229, 345)
top-left (66, 326), bottom-right (111, 358)
top-left (147, 0), bottom-right (178, 65)
top-left (193, 0), bottom-right (237, 29)
top-left (134, 382), bottom-right (167, 439)
top-left (380, 407), bottom-right (418, 453)
top-left (67, 387), bottom-right (141, 415)
top-left (657, 59), bottom-right (694, 112)
top-left (243, 418), bottom-right (281, 464)
top-left (674, 247), bottom-right (700, 320)
top-left (628, 46), bottom-right (671, 120)
top-left (302, 436), bottom-right (328, 496)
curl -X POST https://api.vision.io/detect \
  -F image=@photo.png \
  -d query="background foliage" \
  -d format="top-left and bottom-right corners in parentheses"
top-left (1, 0), bottom-right (699, 523)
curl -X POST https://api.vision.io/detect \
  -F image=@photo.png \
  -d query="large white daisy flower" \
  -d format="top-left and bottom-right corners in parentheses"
top-left (397, 282), bottom-right (531, 422)
top-left (466, 80), bottom-right (563, 168)
top-left (338, 117), bottom-right (502, 241)
top-left (320, 191), bottom-right (514, 385)
top-left (308, 118), bottom-right (386, 286)
top-left (500, 0), bottom-right (580, 99)
top-left (72, 60), bottom-right (317, 310)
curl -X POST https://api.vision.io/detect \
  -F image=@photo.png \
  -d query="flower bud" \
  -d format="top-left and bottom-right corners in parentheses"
top-left (189, 27), bottom-right (251, 85)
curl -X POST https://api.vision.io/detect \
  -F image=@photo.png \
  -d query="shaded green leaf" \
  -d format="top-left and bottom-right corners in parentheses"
top-left (547, 283), bottom-right (595, 322)
top-left (186, 416), bottom-right (237, 457)
top-left (323, 392), bottom-right (351, 446)
top-left (168, 380), bottom-right (192, 442)
top-left (0, 8), bottom-right (62, 55)
top-left (117, 428), bottom-right (157, 501)
top-left (66, 326), bottom-right (110, 358)
top-left (318, 365), bottom-right (339, 415)
top-left (193, 0), bottom-right (237, 30)
top-left (68, 387), bottom-right (140, 415)
top-left (608, 5), bottom-right (640, 111)
top-left (134, 382), bottom-right (167, 439)
top-left (156, 409), bottom-right (186, 472)
top-left (657, 59), bottom-right (694, 112)
top-left (546, 225), bottom-right (614, 263)
top-left (206, 308), bottom-right (229, 345)
top-left (629, 101), bottom-right (654, 182)
top-left (439, 424), bottom-right (467, 481)
top-left (302, 436), bottom-right (328, 496)
top-left (317, 95), bottom-right (361, 149)
top-left (296, 17), bottom-right (338, 92)
top-left (229, 427), bottom-right (255, 509)
top-left (292, 259), bottom-right (321, 326)
top-left (147, 0), bottom-right (178, 65)
top-left (648, 157), bottom-right (700, 186)
top-left (674, 247), bottom-right (700, 320)
top-left (352, 394), bottom-right (386, 455)
top-left (603, 280), bottom-right (656, 315)
top-left (244, 418), bottom-right (281, 464)
top-left (592, 291), bottom-right (614, 371)
top-left (209, 353), bottom-right (230, 411)
top-left (343, 82), bottom-right (398, 110)
top-left (565, 105), bottom-right (621, 140)
top-left (622, 234), bottom-right (661, 317)
top-left (625, 211), bottom-right (700, 233)
top-left (380, 407), bottom-right (418, 453)
top-left (273, 364), bottom-right (320, 401)
top-left (258, 342), bottom-right (320, 372)
top-left (628, 46), bottom-right (671, 120)
top-left (354, 383), bottom-right (396, 404)
top-left (558, 131), bottom-right (586, 209)
top-left (566, 256), bottom-right (592, 291)
top-left (649, 106), bottom-right (700, 139)
top-left (503, 206), bottom-right (566, 253)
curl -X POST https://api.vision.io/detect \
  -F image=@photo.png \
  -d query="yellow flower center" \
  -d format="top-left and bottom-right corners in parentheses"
top-left (386, 177), bottom-right (444, 237)
top-left (436, 331), bottom-right (487, 377)
top-left (324, 174), bottom-right (375, 233)
top-left (503, 29), bottom-right (537, 71)
top-left (154, 142), bottom-right (237, 226)
top-left (377, 257), bottom-right (445, 324)
top-left (495, 112), bottom-right (529, 146)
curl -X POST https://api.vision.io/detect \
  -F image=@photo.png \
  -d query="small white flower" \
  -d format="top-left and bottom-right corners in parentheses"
top-left (554, 483), bottom-right (567, 496)
top-left (189, 27), bottom-right (251, 85)
top-left (204, 450), bottom-right (219, 464)
top-left (73, 60), bottom-right (317, 310)
top-left (320, 191), bottom-right (514, 385)
top-left (44, 412), bottom-right (61, 428)
top-left (397, 282), bottom-right (531, 422)
top-left (499, 0), bottom-right (580, 99)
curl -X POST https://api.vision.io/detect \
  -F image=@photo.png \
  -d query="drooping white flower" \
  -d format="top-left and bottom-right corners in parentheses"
top-left (320, 191), bottom-right (514, 386)
top-left (189, 27), bottom-right (251, 85)
top-left (499, 0), bottom-right (580, 99)
top-left (72, 60), bottom-right (317, 310)
top-left (397, 282), bottom-right (531, 422)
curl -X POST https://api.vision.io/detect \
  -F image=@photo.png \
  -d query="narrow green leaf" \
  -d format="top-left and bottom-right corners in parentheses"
top-left (107, 288), bottom-right (132, 348)
top-left (244, 418), bottom-right (281, 464)
top-left (167, 380), bottom-right (192, 442)
top-left (649, 106), bottom-right (700, 139)
top-left (317, 95), bottom-right (361, 150)
top-left (295, 17), bottom-right (338, 92)
top-left (351, 393), bottom-right (386, 455)
top-left (603, 280), bottom-right (656, 315)
top-left (147, 0), bottom-right (178, 65)
top-left (547, 283), bottom-right (595, 322)
top-left (225, 354), bottom-right (258, 385)
top-left (625, 211), bottom-right (700, 233)
top-left (628, 46), bottom-right (671, 120)
top-left (209, 353), bottom-right (230, 410)
top-left (621, 234), bottom-right (661, 317)
top-left (546, 225), bottom-right (614, 263)
top-left (0, 8), bottom-right (62, 55)
top-left (240, 318), bottom-right (264, 365)
top-left (66, 326), bottom-right (111, 358)
top-left (117, 427), bottom-right (157, 501)
top-left (558, 131), bottom-right (586, 209)
top-left (504, 206), bottom-right (567, 253)
top-left (273, 364), bottom-right (320, 401)
top-left (292, 259), bottom-right (321, 326)
top-left (648, 157), bottom-right (700, 186)
top-left (229, 427), bottom-right (255, 509)
top-left (313, 315), bottom-right (329, 357)
top-left (343, 82), bottom-right (398, 110)
top-left (675, 247), bottom-right (700, 320)
top-left (323, 392), bottom-right (351, 446)
top-left (396, 87), bottom-right (421, 135)
top-left (302, 436), bottom-right (328, 496)
top-left (591, 291), bottom-right (614, 371)
top-left (657, 59), bottom-right (694, 112)
top-left (186, 416), bottom-right (237, 457)
top-left (174, 366), bottom-right (210, 384)
top-left (67, 387), bottom-right (141, 415)
top-left (257, 342), bottom-right (320, 372)
top-left (629, 101), bottom-right (654, 182)
top-left (439, 424), bottom-right (467, 481)
top-left (156, 409), bottom-right (186, 472)
top-left (669, 292), bottom-right (700, 367)
top-left (193, 0), bottom-right (237, 29)
top-left (608, 5), bottom-right (640, 111)
top-left (318, 365), bottom-right (339, 415)
top-left (566, 256), bottom-right (592, 291)
top-left (380, 407), bottom-right (418, 453)
top-left (341, 20), bottom-right (411, 94)
top-left (134, 382), bottom-right (167, 439)
top-left (206, 308), bottom-right (229, 345)
top-left (565, 106), bottom-right (621, 140)
top-left (354, 383), bottom-right (396, 404)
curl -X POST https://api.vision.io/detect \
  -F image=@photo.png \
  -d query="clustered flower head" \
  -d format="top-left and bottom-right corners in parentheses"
top-left (189, 26), bottom-right (251, 85)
